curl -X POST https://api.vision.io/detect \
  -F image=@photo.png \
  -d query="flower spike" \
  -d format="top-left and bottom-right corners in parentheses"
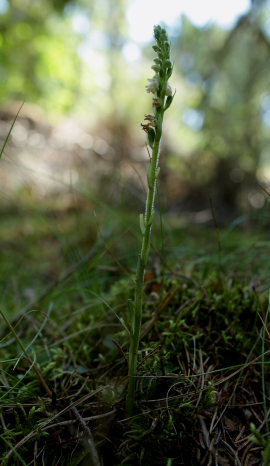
top-left (127, 25), bottom-right (174, 415)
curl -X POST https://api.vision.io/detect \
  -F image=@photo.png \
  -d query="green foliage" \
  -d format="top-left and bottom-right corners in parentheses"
top-left (1, 0), bottom-right (269, 214)
top-left (0, 0), bottom-right (81, 112)
top-left (250, 423), bottom-right (270, 466)
top-left (1, 3), bottom-right (270, 464)
top-left (0, 207), bottom-right (269, 465)
top-left (170, 8), bottom-right (270, 212)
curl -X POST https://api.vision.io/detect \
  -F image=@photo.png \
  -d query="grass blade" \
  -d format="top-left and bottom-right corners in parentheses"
top-left (0, 101), bottom-right (24, 159)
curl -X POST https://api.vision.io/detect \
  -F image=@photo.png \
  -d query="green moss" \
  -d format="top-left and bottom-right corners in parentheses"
top-left (0, 206), bottom-right (269, 464)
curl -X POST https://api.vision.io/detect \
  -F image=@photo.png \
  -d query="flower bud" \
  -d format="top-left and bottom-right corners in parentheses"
top-left (164, 94), bottom-right (174, 110)
top-left (166, 68), bottom-right (173, 80)
top-left (165, 84), bottom-right (173, 96)
top-left (151, 64), bottom-right (160, 72)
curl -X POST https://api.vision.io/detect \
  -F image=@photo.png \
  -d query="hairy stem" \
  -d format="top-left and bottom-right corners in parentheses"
top-left (126, 25), bottom-right (173, 416)
top-left (126, 115), bottom-right (165, 414)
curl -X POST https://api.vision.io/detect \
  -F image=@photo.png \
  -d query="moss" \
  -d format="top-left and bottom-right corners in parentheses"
top-left (0, 208), bottom-right (269, 465)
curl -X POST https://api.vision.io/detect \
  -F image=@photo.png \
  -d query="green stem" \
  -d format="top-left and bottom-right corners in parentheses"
top-left (126, 111), bottom-right (164, 415)
top-left (125, 24), bottom-right (173, 416)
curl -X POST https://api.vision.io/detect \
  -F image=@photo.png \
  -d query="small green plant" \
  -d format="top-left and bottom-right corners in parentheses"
top-left (126, 25), bottom-right (174, 415)
top-left (250, 423), bottom-right (270, 465)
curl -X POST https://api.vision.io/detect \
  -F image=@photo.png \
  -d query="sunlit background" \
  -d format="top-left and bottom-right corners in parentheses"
top-left (0, 0), bottom-right (269, 221)
top-left (127, 0), bottom-right (250, 41)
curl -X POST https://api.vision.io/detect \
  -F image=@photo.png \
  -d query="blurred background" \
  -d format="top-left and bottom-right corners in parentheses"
top-left (0, 0), bottom-right (270, 224)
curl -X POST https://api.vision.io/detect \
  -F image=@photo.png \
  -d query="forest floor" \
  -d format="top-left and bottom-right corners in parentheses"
top-left (0, 198), bottom-right (269, 466)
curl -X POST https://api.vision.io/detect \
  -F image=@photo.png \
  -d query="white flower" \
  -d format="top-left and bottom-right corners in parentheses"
top-left (146, 77), bottom-right (159, 94)
top-left (165, 83), bottom-right (172, 96)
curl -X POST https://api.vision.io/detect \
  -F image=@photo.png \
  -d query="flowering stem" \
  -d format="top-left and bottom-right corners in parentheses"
top-left (126, 25), bottom-right (174, 415)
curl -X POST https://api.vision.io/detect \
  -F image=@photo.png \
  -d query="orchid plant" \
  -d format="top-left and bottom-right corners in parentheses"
top-left (126, 25), bottom-right (174, 415)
